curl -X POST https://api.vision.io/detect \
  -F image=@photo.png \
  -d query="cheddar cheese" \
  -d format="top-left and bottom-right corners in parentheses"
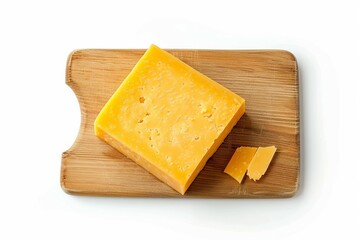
top-left (94, 45), bottom-right (245, 194)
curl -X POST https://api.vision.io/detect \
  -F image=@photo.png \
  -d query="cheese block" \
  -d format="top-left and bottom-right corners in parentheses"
top-left (224, 147), bottom-right (257, 183)
top-left (247, 146), bottom-right (277, 181)
top-left (94, 44), bottom-right (245, 195)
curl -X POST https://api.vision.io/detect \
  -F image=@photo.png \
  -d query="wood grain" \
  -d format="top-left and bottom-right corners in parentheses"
top-left (61, 49), bottom-right (299, 198)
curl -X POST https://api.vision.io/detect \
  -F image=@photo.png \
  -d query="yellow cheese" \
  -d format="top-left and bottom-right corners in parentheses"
top-left (224, 147), bottom-right (257, 183)
top-left (94, 44), bottom-right (245, 195)
top-left (247, 146), bottom-right (277, 181)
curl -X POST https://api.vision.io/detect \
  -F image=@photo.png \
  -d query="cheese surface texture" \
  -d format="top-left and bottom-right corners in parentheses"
top-left (94, 44), bottom-right (245, 195)
top-left (224, 147), bottom-right (257, 183)
top-left (247, 146), bottom-right (277, 181)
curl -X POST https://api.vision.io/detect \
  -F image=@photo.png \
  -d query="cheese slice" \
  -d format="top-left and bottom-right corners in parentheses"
top-left (247, 146), bottom-right (277, 181)
top-left (94, 44), bottom-right (245, 195)
top-left (224, 147), bottom-right (257, 183)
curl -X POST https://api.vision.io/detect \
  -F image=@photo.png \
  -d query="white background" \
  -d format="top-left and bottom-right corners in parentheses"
top-left (0, 0), bottom-right (359, 239)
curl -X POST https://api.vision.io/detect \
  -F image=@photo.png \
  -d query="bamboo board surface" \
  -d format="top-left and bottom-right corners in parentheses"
top-left (61, 49), bottom-right (299, 198)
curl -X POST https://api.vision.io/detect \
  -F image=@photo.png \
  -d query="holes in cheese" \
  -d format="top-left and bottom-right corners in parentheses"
top-left (224, 146), bottom-right (277, 183)
top-left (94, 44), bottom-right (245, 195)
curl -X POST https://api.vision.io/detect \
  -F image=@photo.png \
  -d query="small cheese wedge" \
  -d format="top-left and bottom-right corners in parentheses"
top-left (94, 44), bottom-right (245, 195)
top-left (224, 147), bottom-right (257, 183)
top-left (247, 146), bottom-right (277, 181)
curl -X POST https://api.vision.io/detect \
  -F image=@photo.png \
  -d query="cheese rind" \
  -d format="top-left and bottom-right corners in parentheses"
top-left (94, 44), bottom-right (245, 195)
top-left (247, 146), bottom-right (277, 181)
top-left (224, 147), bottom-right (258, 183)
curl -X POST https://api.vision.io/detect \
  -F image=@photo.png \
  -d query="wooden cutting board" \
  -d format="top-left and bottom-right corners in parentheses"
top-left (61, 49), bottom-right (299, 198)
